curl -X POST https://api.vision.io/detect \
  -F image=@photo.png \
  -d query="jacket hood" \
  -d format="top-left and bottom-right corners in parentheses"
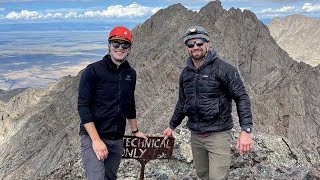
top-left (186, 48), bottom-right (218, 70)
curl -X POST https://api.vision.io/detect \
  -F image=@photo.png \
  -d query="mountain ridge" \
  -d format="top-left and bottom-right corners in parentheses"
top-left (0, 1), bottom-right (319, 179)
top-left (268, 14), bottom-right (320, 67)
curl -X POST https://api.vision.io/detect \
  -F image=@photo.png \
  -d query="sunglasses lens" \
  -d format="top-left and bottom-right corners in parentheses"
top-left (196, 41), bottom-right (204, 47)
top-left (121, 43), bottom-right (131, 49)
top-left (186, 41), bottom-right (195, 48)
top-left (186, 40), bottom-right (204, 48)
top-left (111, 41), bottom-right (120, 48)
top-left (110, 41), bottom-right (131, 49)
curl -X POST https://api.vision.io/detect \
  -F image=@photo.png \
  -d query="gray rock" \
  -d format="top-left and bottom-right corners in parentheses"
top-left (0, 1), bottom-right (320, 179)
top-left (0, 88), bottom-right (26, 102)
top-left (268, 14), bottom-right (320, 67)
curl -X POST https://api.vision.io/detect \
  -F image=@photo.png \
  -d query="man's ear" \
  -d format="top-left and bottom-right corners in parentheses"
top-left (206, 41), bottom-right (211, 49)
top-left (107, 44), bottom-right (110, 54)
top-left (207, 41), bottom-right (211, 49)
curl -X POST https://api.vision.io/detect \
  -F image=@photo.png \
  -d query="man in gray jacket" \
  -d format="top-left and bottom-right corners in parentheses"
top-left (163, 26), bottom-right (253, 180)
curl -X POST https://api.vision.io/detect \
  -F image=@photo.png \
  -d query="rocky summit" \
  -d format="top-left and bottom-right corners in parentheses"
top-left (0, 1), bottom-right (319, 179)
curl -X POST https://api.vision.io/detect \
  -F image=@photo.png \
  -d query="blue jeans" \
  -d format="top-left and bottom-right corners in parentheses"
top-left (80, 135), bottom-right (123, 180)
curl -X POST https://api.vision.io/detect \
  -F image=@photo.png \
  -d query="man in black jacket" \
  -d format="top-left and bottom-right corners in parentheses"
top-left (163, 26), bottom-right (253, 180)
top-left (78, 26), bottom-right (147, 180)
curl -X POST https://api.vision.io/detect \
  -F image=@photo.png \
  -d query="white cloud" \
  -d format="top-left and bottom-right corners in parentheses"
top-left (5, 10), bottom-right (67, 20)
top-left (82, 3), bottom-right (161, 18)
top-left (239, 7), bottom-right (251, 11)
top-left (270, 0), bottom-right (320, 3)
top-left (6, 10), bottom-right (41, 20)
top-left (260, 6), bottom-right (295, 13)
top-left (42, 12), bottom-right (64, 19)
top-left (256, 3), bottom-right (320, 19)
top-left (1, 3), bottom-right (162, 21)
top-left (64, 12), bottom-right (78, 18)
top-left (0, 8), bottom-right (5, 11)
top-left (302, 3), bottom-right (320, 12)
top-left (278, 6), bottom-right (295, 12)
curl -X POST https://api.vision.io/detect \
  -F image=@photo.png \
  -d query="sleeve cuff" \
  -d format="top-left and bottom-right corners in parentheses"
top-left (169, 124), bottom-right (176, 130)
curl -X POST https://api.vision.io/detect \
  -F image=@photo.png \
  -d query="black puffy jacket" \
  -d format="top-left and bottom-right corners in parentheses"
top-left (170, 49), bottom-right (252, 133)
top-left (78, 54), bottom-right (136, 140)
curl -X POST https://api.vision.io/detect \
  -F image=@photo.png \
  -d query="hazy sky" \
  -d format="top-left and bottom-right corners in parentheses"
top-left (0, 0), bottom-right (320, 23)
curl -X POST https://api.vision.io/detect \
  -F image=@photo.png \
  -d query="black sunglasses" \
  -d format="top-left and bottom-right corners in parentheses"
top-left (186, 39), bottom-right (205, 48)
top-left (110, 41), bottom-right (131, 49)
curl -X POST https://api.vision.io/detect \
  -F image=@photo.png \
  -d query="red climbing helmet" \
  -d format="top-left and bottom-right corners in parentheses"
top-left (108, 26), bottom-right (132, 43)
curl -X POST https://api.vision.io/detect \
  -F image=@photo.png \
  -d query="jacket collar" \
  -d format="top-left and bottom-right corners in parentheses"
top-left (103, 54), bottom-right (131, 70)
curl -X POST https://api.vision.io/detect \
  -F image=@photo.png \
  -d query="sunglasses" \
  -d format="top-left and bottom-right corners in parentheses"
top-left (110, 41), bottom-right (131, 49)
top-left (186, 39), bottom-right (205, 48)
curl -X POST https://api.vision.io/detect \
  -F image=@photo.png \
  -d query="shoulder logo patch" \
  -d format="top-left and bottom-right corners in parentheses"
top-left (125, 75), bottom-right (131, 81)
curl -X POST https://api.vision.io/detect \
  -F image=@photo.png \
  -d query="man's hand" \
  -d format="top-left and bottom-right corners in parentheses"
top-left (236, 131), bottom-right (253, 156)
top-left (134, 131), bottom-right (148, 140)
top-left (163, 127), bottom-right (173, 140)
top-left (92, 139), bottom-right (108, 161)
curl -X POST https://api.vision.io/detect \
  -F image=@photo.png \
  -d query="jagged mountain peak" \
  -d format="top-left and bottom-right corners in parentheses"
top-left (1, 1), bottom-right (320, 179)
top-left (200, 0), bottom-right (224, 12)
top-left (164, 3), bottom-right (186, 11)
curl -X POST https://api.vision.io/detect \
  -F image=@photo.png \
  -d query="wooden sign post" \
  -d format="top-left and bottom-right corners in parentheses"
top-left (122, 136), bottom-right (175, 180)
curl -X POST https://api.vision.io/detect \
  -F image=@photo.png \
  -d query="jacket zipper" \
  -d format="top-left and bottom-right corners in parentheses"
top-left (115, 65), bottom-right (121, 140)
top-left (195, 71), bottom-right (199, 129)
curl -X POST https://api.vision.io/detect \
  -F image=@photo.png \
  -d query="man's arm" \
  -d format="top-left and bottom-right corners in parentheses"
top-left (128, 118), bottom-right (147, 139)
top-left (220, 65), bottom-right (253, 155)
top-left (84, 122), bottom-right (108, 160)
top-left (78, 66), bottom-right (108, 160)
top-left (78, 65), bottom-right (96, 125)
top-left (164, 72), bottom-right (186, 139)
top-left (219, 65), bottom-right (253, 128)
top-left (236, 130), bottom-right (252, 156)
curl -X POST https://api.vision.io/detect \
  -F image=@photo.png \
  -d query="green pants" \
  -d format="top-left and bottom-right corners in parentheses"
top-left (190, 130), bottom-right (231, 180)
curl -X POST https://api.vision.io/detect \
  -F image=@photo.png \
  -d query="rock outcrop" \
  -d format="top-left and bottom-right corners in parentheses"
top-left (0, 1), bottom-right (319, 179)
top-left (0, 88), bottom-right (26, 102)
top-left (268, 14), bottom-right (320, 67)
